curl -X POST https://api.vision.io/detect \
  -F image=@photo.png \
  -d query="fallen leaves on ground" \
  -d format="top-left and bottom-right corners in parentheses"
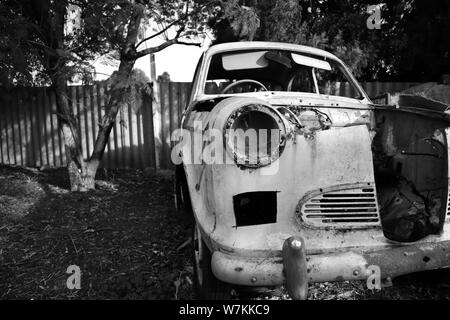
top-left (0, 165), bottom-right (193, 299)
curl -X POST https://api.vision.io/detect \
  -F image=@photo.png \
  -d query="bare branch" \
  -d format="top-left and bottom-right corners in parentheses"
top-left (135, 19), bottom-right (180, 49)
top-left (135, 38), bottom-right (201, 58)
top-left (25, 40), bottom-right (57, 56)
top-left (135, 0), bottom-right (214, 49)
top-left (176, 40), bottom-right (202, 47)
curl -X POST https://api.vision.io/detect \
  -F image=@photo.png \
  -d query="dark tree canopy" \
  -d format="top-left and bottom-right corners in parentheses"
top-left (209, 0), bottom-right (450, 82)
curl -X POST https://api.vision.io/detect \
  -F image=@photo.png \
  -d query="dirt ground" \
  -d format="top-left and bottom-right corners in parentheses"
top-left (0, 164), bottom-right (449, 300)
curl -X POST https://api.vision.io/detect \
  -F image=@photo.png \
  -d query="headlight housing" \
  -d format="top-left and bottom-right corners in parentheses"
top-left (223, 104), bottom-right (287, 167)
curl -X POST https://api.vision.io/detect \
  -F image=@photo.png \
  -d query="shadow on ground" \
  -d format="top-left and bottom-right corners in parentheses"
top-left (0, 164), bottom-right (449, 300)
top-left (0, 164), bottom-right (193, 299)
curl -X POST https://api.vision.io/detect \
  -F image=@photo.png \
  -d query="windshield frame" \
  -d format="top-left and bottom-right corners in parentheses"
top-left (193, 46), bottom-right (369, 102)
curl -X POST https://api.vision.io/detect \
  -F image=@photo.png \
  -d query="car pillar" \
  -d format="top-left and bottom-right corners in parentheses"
top-left (282, 236), bottom-right (308, 300)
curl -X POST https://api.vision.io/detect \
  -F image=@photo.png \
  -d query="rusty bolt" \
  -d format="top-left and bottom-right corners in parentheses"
top-left (251, 277), bottom-right (257, 283)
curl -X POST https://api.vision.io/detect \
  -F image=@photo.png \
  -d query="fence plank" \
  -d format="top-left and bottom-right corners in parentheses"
top-left (44, 88), bottom-right (55, 167)
top-left (43, 88), bottom-right (54, 166)
top-left (0, 96), bottom-right (4, 163)
top-left (142, 92), bottom-right (156, 169)
top-left (11, 93), bottom-right (21, 165)
top-left (14, 93), bottom-right (23, 166)
top-left (24, 89), bottom-right (34, 166)
top-left (126, 102), bottom-right (134, 168)
top-left (152, 83), bottom-right (162, 169)
top-left (31, 89), bottom-right (42, 166)
top-left (0, 94), bottom-right (9, 164)
top-left (84, 85), bottom-right (91, 158)
top-left (89, 86), bottom-right (96, 159)
top-left (169, 83), bottom-right (178, 154)
top-left (97, 83), bottom-right (109, 167)
top-left (159, 82), bottom-right (171, 169)
top-left (58, 89), bottom-right (66, 165)
top-left (8, 93), bottom-right (16, 165)
top-left (18, 91), bottom-right (27, 166)
top-left (137, 105), bottom-right (144, 168)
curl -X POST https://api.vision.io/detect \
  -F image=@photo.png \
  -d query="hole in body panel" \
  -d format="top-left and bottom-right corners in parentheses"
top-left (373, 109), bottom-right (448, 242)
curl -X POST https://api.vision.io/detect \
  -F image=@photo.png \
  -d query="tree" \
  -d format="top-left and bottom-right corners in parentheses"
top-left (157, 71), bottom-right (171, 82)
top-left (1, 0), bottom-right (254, 191)
top-left (390, 0), bottom-right (450, 81)
top-left (208, 0), bottom-right (260, 43)
top-left (1, 0), bottom-right (100, 191)
top-left (209, 0), bottom-right (450, 81)
top-left (208, 0), bottom-right (376, 77)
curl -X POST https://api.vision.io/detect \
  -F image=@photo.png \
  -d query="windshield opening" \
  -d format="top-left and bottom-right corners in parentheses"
top-left (204, 49), bottom-right (363, 99)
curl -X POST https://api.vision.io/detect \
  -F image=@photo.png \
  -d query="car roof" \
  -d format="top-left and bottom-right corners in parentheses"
top-left (205, 41), bottom-right (340, 62)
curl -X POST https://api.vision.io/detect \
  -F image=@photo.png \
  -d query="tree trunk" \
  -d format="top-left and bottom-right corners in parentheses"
top-left (53, 4), bottom-right (141, 191)
top-left (58, 57), bottom-right (136, 192)
top-left (53, 75), bottom-right (96, 191)
top-left (91, 59), bottom-right (135, 163)
top-left (43, 0), bottom-right (98, 192)
top-left (67, 158), bottom-right (100, 191)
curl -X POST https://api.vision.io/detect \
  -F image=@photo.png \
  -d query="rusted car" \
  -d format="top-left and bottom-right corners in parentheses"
top-left (173, 41), bottom-right (450, 299)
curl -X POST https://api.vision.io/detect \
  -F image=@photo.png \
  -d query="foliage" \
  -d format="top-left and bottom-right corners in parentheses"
top-left (0, 2), bottom-right (47, 86)
top-left (209, 0), bottom-right (450, 81)
top-left (253, 0), bottom-right (378, 79)
top-left (108, 68), bottom-right (151, 113)
top-left (208, 0), bottom-right (260, 43)
top-left (157, 71), bottom-right (171, 82)
top-left (0, 0), bottom-right (216, 86)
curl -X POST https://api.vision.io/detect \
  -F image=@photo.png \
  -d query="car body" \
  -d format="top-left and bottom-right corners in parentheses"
top-left (173, 41), bottom-right (450, 299)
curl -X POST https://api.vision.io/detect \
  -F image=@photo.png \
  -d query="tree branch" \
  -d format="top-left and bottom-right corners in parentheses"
top-left (135, 19), bottom-right (180, 49)
top-left (176, 40), bottom-right (202, 47)
top-left (25, 40), bottom-right (57, 56)
top-left (135, 38), bottom-right (201, 58)
top-left (135, 0), bottom-right (213, 50)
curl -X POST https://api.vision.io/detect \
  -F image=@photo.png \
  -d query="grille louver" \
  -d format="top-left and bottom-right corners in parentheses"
top-left (298, 187), bottom-right (380, 228)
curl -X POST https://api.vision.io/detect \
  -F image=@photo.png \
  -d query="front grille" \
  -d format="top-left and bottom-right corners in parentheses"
top-left (297, 186), bottom-right (380, 228)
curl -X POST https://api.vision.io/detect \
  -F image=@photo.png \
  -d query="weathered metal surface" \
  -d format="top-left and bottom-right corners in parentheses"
top-left (211, 238), bottom-right (450, 287)
top-left (282, 237), bottom-right (308, 300)
top-left (363, 241), bottom-right (450, 278)
top-left (217, 125), bottom-right (374, 251)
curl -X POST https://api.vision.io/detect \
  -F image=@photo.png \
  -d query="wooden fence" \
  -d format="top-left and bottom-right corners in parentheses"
top-left (0, 81), bottom-right (419, 170)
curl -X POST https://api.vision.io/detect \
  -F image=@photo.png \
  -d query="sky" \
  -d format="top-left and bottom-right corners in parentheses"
top-left (92, 44), bottom-right (207, 83)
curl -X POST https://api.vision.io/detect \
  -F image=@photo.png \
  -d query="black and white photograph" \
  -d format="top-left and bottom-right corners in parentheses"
top-left (1, 0), bottom-right (450, 309)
